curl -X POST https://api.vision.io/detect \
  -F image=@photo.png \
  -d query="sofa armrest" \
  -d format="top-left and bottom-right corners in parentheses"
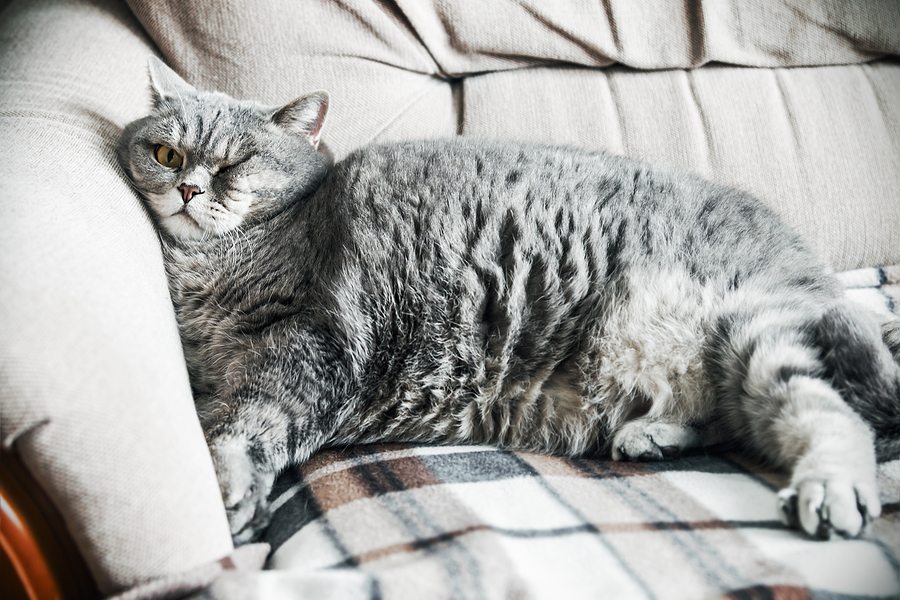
top-left (0, 0), bottom-right (233, 595)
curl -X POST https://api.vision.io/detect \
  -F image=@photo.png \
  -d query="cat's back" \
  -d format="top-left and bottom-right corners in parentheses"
top-left (318, 138), bottom-right (809, 283)
top-left (325, 138), bottom-right (770, 236)
top-left (329, 138), bottom-right (634, 211)
top-left (320, 138), bottom-right (647, 265)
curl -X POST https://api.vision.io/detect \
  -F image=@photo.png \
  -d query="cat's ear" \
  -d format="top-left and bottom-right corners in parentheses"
top-left (147, 56), bottom-right (197, 105)
top-left (271, 91), bottom-right (329, 149)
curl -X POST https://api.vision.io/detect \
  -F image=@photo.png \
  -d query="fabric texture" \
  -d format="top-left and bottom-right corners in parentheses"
top-left (108, 544), bottom-right (270, 600)
top-left (394, 0), bottom-right (900, 73)
top-left (838, 264), bottom-right (900, 318)
top-left (0, 0), bottom-right (234, 594)
top-left (259, 450), bottom-right (900, 599)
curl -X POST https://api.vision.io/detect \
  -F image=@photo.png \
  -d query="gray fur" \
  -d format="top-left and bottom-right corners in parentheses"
top-left (119, 59), bottom-right (900, 544)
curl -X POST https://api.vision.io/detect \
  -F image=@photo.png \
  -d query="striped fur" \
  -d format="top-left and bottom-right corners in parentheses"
top-left (118, 60), bottom-right (900, 543)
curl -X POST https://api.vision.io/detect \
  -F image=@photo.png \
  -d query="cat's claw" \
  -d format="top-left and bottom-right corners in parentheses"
top-left (777, 476), bottom-right (880, 540)
top-left (208, 436), bottom-right (275, 544)
top-left (230, 503), bottom-right (272, 545)
top-left (611, 420), bottom-right (699, 461)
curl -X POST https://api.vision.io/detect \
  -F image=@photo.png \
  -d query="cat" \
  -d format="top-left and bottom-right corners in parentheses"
top-left (118, 57), bottom-right (900, 544)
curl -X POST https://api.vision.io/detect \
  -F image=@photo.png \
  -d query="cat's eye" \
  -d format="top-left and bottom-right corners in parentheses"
top-left (154, 144), bottom-right (183, 169)
top-left (216, 157), bottom-right (248, 176)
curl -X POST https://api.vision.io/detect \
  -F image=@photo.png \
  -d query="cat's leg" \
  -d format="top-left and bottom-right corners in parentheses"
top-left (200, 326), bottom-right (354, 543)
top-left (710, 299), bottom-right (896, 539)
top-left (611, 418), bottom-right (704, 461)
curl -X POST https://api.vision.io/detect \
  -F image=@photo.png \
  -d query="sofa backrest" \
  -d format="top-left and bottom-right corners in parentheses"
top-left (128, 0), bottom-right (900, 269)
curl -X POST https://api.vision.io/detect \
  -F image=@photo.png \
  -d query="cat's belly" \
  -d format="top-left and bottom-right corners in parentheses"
top-left (579, 267), bottom-right (718, 439)
top-left (343, 267), bottom-right (719, 455)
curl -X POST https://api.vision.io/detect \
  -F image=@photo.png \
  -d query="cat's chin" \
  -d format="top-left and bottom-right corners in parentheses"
top-left (159, 204), bottom-right (249, 242)
top-left (161, 210), bottom-right (216, 241)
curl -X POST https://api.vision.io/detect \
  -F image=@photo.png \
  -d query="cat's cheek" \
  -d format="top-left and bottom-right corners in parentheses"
top-left (146, 190), bottom-right (184, 218)
top-left (223, 188), bottom-right (254, 203)
top-left (205, 208), bottom-right (246, 237)
top-left (222, 190), bottom-right (254, 216)
top-left (235, 170), bottom-right (289, 194)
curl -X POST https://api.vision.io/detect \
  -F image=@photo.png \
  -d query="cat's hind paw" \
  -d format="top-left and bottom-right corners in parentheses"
top-left (209, 436), bottom-right (276, 544)
top-left (777, 476), bottom-right (880, 540)
top-left (611, 420), bottom-right (700, 461)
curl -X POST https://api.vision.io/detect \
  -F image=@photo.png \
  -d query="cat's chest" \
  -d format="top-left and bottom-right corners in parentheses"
top-left (164, 248), bottom-right (254, 393)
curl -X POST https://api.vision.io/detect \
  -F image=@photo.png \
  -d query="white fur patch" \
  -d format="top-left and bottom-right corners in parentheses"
top-left (236, 170), bottom-right (289, 193)
top-left (590, 267), bottom-right (717, 432)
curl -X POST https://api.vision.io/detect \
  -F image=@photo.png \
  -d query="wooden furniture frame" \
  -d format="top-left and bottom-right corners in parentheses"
top-left (1, 450), bottom-right (98, 599)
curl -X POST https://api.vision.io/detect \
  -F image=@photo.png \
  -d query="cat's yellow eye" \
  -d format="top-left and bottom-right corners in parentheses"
top-left (154, 144), bottom-right (183, 169)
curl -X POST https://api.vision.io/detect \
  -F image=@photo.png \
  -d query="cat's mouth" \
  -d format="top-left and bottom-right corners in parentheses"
top-left (172, 207), bottom-right (200, 226)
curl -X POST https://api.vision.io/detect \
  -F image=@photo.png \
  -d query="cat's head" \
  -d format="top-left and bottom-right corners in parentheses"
top-left (118, 57), bottom-right (329, 242)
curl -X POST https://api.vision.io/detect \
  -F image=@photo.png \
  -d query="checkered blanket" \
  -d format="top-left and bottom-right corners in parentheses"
top-left (251, 266), bottom-right (900, 599)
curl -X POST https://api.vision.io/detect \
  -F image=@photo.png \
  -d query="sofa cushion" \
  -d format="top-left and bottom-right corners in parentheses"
top-left (459, 63), bottom-right (900, 270)
top-left (127, 0), bottom-right (900, 270)
top-left (129, 0), bottom-right (900, 80)
top-left (394, 0), bottom-right (900, 73)
top-left (0, 0), bottom-right (233, 594)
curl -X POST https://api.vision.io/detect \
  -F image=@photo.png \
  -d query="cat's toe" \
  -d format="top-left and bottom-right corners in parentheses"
top-left (779, 477), bottom-right (881, 540)
top-left (611, 421), bottom-right (697, 461)
top-left (230, 500), bottom-right (273, 545)
top-left (612, 428), bottom-right (660, 461)
top-left (224, 476), bottom-right (274, 543)
top-left (209, 436), bottom-right (276, 544)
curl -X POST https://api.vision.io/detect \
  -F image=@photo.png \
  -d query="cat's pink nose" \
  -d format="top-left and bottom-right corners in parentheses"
top-left (178, 183), bottom-right (203, 204)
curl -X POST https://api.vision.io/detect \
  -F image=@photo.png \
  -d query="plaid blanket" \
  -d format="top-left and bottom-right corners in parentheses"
top-left (251, 267), bottom-right (900, 599)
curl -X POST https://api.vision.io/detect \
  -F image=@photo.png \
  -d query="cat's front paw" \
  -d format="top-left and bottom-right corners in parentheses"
top-left (611, 420), bottom-right (700, 461)
top-left (208, 437), bottom-right (275, 544)
top-left (777, 475), bottom-right (881, 540)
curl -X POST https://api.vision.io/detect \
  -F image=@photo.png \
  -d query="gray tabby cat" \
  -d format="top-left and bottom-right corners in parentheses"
top-left (119, 58), bottom-right (900, 544)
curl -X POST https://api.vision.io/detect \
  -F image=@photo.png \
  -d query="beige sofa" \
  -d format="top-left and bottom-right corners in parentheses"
top-left (1, 1), bottom-right (899, 598)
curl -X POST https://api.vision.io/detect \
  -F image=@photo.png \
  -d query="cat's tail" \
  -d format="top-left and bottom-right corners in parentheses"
top-left (883, 318), bottom-right (900, 365)
top-left (816, 305), bottom-right (900, 462)
top-left (874, 432), bottom-right (900, 461)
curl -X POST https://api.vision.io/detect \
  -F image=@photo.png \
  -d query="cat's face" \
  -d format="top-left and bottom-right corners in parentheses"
top-left (118, 57), bottom-right (329, 242)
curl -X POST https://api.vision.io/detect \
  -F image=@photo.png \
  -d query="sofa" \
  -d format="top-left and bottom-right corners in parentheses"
top-left (1, 1), bottom-right (899, 598)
